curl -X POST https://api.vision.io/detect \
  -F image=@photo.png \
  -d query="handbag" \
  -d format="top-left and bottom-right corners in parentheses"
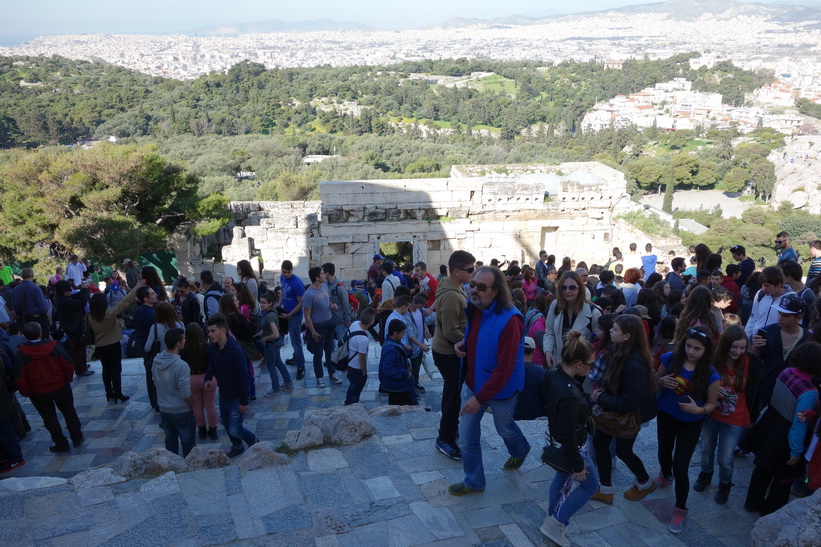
top-left (126, 335), bottom-right (146, 358)
top-left (144, 324), bottom-right (161, 369)
top-left (540, 444), bottom-right (573, 475)
top-left (81, 316), bottom-right (95, 347)
top-left (591, 403), bottom-right (640, 439)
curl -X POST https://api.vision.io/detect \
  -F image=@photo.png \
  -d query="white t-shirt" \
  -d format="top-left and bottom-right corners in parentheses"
top-left (347, 321), bottom-right (370, 370)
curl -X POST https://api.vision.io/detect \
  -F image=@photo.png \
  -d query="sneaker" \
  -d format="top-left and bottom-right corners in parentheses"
top-left (693, 471), bottom-right (712, 492)
top-left (296, 368), bottom-right (305, 380)
top-left (668, 507), bottom-right (688, 534)
top-left (448, 482), bottom-right (484, 496)
top-left (539, 515), bottom-right (571, 547)
top-left (714, 482), bottom-right (733, 505)
top-left (791, 480), bottom-right (811, 498)
top-left (654, 474), bottom-right (673, 489)
top-left (283, 382), bottom-right (293, 389)
top-left (286, 358), bottom-right (295, 366)
top-left (415, 383), bottom-right (426, 393)
top-left (591, 490), bottom-right (614, 505)
top-left (264, 388), bottom-right (281, 396)
top-left (624, 480), bottom-right (657, 501)
top-left (49, 444), bottom-right (71, 453)
top-left (0, 460), bottom-right (25, 473)
top-left (330, 374), bottom-right (343, 385)
top-left (503, 449), bottom-right (530, 471)
top-left (72, 435), bottom-right (85, 448)
top-left (733, 446), bottom-right (749, 458)
top-left (316, 379), bottom-right (325, 388)
top-left (435, 438), bottom-right (461, 460)
top-left (226, 445), bottom-right (245, 458)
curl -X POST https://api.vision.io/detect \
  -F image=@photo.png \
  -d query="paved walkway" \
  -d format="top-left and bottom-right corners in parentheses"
top-left (1, 344), bottom-right (762, 546)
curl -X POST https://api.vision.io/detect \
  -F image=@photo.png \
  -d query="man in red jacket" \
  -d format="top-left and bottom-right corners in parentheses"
top-left (15, 322), bottom-right (83, 453)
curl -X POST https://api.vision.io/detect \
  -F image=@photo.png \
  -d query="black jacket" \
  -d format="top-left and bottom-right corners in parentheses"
top-left (176, 293), bottom-right (201, 326)
top-left (758, 325), bottom-right (809, 410)
top-left (54, 288), bottom-right (89, 337)
top-left (597, 352), bottom-right (657, 424)
top-left (542, 367), bottom-right (589, 473)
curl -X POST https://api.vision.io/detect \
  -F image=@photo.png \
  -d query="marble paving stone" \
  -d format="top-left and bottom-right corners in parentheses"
top-left (194, 512), bottom-right (238, 547)
top-left (611, 523), bottom-right (683, 547)
top-left (102, 515), bottom-right (165, 547)
top-left (420, 478), bottom-right (462, 507)
top-left (259, 504), bottom-right (313, 534)
top-left (241, 467), bottom-right (288, 518)
top-left (48, 529), bottom-right (90, 547)
top-left (382, 434), bottom-right (414, 445)
top-left (312, 507), bottom-right (353, 536)
top-left (338, 468), bottom-right (372, 505)
top-left (24, 490), bottom-right (78, 518)
top-left (499, 523), bottom-right (534, 547)
top-left (299, 473), bottom-right (352, 508)
top-left (77, 485), bottom-right (114, 507)
top-left (408, 427), bottom-right (439, 440)
top-left (56, 453), bottom-right (97, 474)
top-left (338, 500), bottom-right (413, 528)
top-left (410, 471), bottom-right (444, 485)
top-left (464, 505), bottom-right (514, 529)
top-left (410, 501), bottom-right (465, 540)
top-left (573, 505), bottom-right (629, 533)
top-left (314, 534), bottom-right (342, 547)
top-left (139, 471), bottom-right (180, 501)
top-left (227, 493), bottom-right (266, 539)
top-left (363, 476), bottom-right (401, 501)
top-left (177, 469), bottom-right (228, 516)
top-left (152, 493), bottom-right (198, 543)
top-left (308, 447), bottom-right (349, 473)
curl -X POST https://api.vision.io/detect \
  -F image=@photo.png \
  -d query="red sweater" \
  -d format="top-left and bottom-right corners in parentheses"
top-left (464, 307), bottom-right (524, 404)
top-left (15, 340), bottom-right (74, 397)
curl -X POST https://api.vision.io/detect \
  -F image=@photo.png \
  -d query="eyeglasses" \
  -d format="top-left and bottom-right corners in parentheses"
top-left (469, 280), bottom-right (491, 292)
top-left (561, 285), bottom-right (579, 291)
top-left (688, 328), bottom-right (709, 340)
top-left (775, 240), bottom-right (785, 245)
top-left (577, 358), bottom-right (595, 367)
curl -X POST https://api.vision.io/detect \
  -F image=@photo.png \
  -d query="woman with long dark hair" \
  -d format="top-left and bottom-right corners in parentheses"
top-left (539, 330), bottom-right (598, 546)
top-left (674, 286), bottom-right (721, 343)
top-left (694, 326), bottom-right (762, 504)
top-left (694, 244), bottom-right (713, 273)
top-left (590, 315), bottom-right (657, 505)
top-left (219, 293), bottom-right (258, 399)
top-left (88, 279), bottom-right (146, 402)
top-left (141, 266), bottom-right (168, 301)
top-left (655, 325), bottom-right (720, 534)
top-left (542, 272), bottom-right (601, 368)
top-left (237, 259), bottom-right (260, 319)
top-left (181, 322), bottom-right (218, 440)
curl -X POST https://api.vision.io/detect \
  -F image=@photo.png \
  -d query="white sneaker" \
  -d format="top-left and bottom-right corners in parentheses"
top-left (264, 388), bottom-right (281, 396)
top-left (330, 374), bottom-right (343, 385)
top-left (539, 515), bottom-right (571, 547)
top-left (316, 379), bottom-right (325, 388)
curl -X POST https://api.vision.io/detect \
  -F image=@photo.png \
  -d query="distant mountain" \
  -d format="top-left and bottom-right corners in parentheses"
top-left (425, 0), bottom-right (821, 28)
top-left (191, 18), bottom-right (373, 35)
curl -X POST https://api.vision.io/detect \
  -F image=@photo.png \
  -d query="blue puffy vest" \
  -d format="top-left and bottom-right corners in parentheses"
top-left (466, 304), bottom-right (525, 400)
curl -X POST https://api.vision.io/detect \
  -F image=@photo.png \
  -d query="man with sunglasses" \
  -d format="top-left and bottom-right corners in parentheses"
top-left (448, 266), bottom-right (529, 496)
top-left (432, 250), bottom-right (476, 461)
top-left (775, 232), bottom-right (798, 265)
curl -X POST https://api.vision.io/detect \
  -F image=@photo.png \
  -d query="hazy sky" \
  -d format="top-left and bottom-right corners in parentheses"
top-left (0, 0), bottom-right (800, 39)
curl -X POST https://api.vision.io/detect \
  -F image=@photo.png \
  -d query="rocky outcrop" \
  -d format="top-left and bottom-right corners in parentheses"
top-left (108, 448), bottom-right (188, 479)
top-left (236, 441), bottom-right (290, 474)
top-left (751, 489), bottom-right (821, 546)
top-left (368, 405), bottom-right (428, 417)
top-left (284, 404), bottom-right (375, 451)
top-left (770, 136), bottom-right (821, 215)
top-left (184, 446), bottom-right (231, 471)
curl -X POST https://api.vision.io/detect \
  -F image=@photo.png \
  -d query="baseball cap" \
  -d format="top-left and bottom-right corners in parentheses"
top-left (575, 268), bottom-right (589, 277)
top-left (773, 294), bottom-right (804, 315)
top-left (523, 337), bottom-right (536, 351)
top-left (373, 254), bottom-right (385, 261)
top-left (122, 259), bottom-right (132, 265)
top-left (632, 304), bottom-right (652, 320)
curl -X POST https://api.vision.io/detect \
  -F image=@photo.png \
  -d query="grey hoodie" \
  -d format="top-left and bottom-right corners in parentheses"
top-left (152, 351), bottom-right (192, 414)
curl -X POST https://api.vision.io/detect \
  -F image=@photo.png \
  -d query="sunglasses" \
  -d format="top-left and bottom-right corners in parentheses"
top-left (460, 267), bottom-right (475, 274)
top-left (775, 240), bottom-right (785, 245)
top-left (688, 328), bottom-right (709, 340)
top-left (469, 280), bottom-right (491, 292)
top-left (561, 285), bottom-right (579, 291)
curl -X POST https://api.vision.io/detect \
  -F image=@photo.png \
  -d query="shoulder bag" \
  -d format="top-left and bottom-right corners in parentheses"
top-left (591, 402), bottom-right (640, 439)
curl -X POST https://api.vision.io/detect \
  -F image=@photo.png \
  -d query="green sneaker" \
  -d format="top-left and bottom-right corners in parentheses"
top-left (448, 482), bottom-right (484, 496)
top-left (503, 455), bottom-right (526, 471)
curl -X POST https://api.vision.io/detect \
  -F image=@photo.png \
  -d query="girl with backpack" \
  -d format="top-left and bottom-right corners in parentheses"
top-left (257, 292), bottom-right (292, 395)
top-left (655, 325), bottom-right (721, 534)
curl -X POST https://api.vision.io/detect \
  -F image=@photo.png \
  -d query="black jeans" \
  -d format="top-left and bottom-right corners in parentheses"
top-left (656, 410), bottom-right (704, 509)
top-left (593, 428), bottom-right (650, 486)
top-left (96, 342), bottom-right (123, 396)
top-left (30, 383), bottom-right (82, 447)
top-left (310, 321), bottom-right (336, 379)
top-left (345, 368), bottom-right (367, 405)
top-left (433, 350), bottom-right (462, 444)
top-left (746, 460), bottom-right (806, 515)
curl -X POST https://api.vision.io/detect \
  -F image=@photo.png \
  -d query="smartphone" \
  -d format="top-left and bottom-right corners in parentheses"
top-left (677, 395), bottom-right (691, 404)
top-left (756, 329), bottom-right (767, 339)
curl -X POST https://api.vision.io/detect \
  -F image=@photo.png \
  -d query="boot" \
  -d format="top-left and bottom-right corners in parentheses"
top-left (198, 426), bottom-right (207, 440)
top-left (207, 427), bottom-right (218, 441)
top-left (693, 471), bottom-right (712, 492)
top-left (714, 482), bottom-right (732, 505)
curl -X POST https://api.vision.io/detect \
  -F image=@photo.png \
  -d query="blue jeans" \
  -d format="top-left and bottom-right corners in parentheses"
top-left (218, 397), bottom-right (257, 449)
top-left (700, 418), bottom-right (746, 484)
top-left (310, 321), bottom-right (336, 379)
top-left (160, 410), bottom-right (196, 457)
top-left (548, 452), bottom-right (599, 525)
top-left (334, 322), bottom-right (346, 343)
top-left (457, 385), bottom-right (531, 490)
top-left (345, 368), bottom-right (367, 405)
top-left (264, 339), bottom-right (291, 390)
top-left (288, 312), bottom-right (305, 369)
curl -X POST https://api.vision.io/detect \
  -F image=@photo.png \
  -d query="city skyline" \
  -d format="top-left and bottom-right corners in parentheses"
top-left (1, 0), bottom-right (808, 43)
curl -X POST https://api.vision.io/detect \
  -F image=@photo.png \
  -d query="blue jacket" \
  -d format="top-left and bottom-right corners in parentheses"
top-left (378, 339), bottom-right (411, 392)
top-left (204, 337), bottom-right (250, 404)
top-left (466, 304), bottom-right (524, 401)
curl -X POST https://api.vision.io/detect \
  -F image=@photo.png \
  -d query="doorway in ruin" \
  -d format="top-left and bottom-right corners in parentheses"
top-left (370, 236), bottom-right (427, 269)
top-left (541, 226), bottom-right (559, 256)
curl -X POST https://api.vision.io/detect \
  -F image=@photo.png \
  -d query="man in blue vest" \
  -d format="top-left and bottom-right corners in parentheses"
top-left (448, 266), bottom-right (530, 495)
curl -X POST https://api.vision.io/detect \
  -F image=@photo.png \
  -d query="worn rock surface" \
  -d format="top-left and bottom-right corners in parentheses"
top-left (236, 441), bottom-right (290, 474)
top-left (184, 446), bottom-right (231, 471)
top-left (284, 424), bottom-right (325, 451)
top-left (368, 404), bottom-right (427, 418)
top-left (751, 489), bottom-right (821, 546)
top-left (284, 404), bottom-right (375, 451)
top-left (107, 448), bottom-right (187, 479)
top-left (69, 467), bottom-right (127, 489)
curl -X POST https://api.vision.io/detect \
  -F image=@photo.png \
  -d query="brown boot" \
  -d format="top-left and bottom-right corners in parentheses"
top-left (590, 490), bottom-right (614, 505)
top-left (624, 480), bottom-right (657, 501)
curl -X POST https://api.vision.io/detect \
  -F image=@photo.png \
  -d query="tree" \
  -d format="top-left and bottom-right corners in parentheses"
top-left (671, 153), bottom-right (698, 186)
top-left (625, 157), bottom-right (665, 189)
top-left (662, 169), bottom-right (675, 213)
top-left (723, 167), bottom-right (750, 193)
top-left (750, 159), bottom-right (776, 200)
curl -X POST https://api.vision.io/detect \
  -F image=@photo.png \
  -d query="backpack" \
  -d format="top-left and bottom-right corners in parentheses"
top-left (203, 290), bottom-right (222, 319)
top-left (331, 329), bottom-right (368, 371)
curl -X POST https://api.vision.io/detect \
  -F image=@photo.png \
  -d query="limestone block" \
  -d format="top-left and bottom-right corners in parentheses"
top-left (304, 404), bottom-right (375, 445)
top-left (108, 448), bottom-right (187, 480)
top-left (284, 424), bottom-right (325, 451)
top-left (298, 213), bottom-right (320, 229)
top-left (69, 467), bottom-right (127, 489)
top-left (274, 215), bottom-right (298, 230)
top-left (184, 446), bottom-right (230, 471)
top-left (368, 405), bottom-right (427, 417)
top-left (752, 489), bottom-right (821, 546)
top-left (323, 254), bottom-right (353, 270)
top-left (233, 226), bottom-right (246, 239)
top-left (386, 208), bottom-right (403, 221)
top-left (236, 441), bottom-right (290, 474)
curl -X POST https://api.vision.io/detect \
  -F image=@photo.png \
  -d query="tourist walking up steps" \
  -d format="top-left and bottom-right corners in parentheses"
top-left (152, 328), bottom-right (196, 458)
top-left (204, 314), bottom-right (257, 458)
top-left (539, 330), bottom-right (599, 547)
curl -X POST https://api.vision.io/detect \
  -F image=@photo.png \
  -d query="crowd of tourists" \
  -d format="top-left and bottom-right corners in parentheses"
top-left (1, 234), bottom-right (821, 545)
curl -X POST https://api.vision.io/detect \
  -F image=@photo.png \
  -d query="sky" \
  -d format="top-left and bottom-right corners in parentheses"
top-left (0, 0), bottom-right (806, 41)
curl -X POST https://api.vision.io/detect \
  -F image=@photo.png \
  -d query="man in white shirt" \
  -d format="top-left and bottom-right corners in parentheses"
top-left (745, 266), bottom-right (796, 339)
top-left (65, 255), bottom-right (84, 289)
top-left (344, 308), bottom-right (376, 405)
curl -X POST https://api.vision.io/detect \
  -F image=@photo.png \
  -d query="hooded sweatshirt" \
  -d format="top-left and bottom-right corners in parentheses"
top-left (14, 340), bottom-right (73, 396)
top-left (152, 351), bottom-right (192, 414)
top-left (431, 277), bottom-right (468, 355)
